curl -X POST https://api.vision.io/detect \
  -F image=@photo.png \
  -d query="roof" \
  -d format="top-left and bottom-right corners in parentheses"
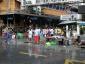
top-left (0, 11), bottom-right (60, 19)
top-left (59, 21), bottom-right (85, 25)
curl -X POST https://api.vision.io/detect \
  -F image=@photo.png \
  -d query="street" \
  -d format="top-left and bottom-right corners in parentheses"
top-left (0, 38), bottom-right (85, 64)
top-left (0, 0), bottom-right (85, 64)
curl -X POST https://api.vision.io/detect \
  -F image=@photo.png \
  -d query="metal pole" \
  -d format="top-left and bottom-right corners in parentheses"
top-left (6, 0), bottom-right (10, 27)
top-left (7, 17), bottom-right (8, 27)
top-left (13, 14), bottom-right (15, 27)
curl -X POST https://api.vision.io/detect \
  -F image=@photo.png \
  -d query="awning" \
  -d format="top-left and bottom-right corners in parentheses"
top-left (78, 21), bottom-right (85, 26)
top-left (59, 21), bottom-right (77, 24)
top-left (59, 21), bottom-right (85, 25)
top-left (0, 11), bottom-right (59, 19)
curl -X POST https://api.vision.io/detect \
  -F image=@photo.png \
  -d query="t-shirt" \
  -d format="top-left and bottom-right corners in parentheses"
top-left (28, 30), bottom-right (33, 38)
top-left (43, 29), bottom-right (48, 35)
top-left (34, 29), bottom-right (39, 36)
top-left (29, 30), bottom-right (33, 35)
top-left (50, 29), bottom-right (54, 35)
top-left (12, 34), bottom-right (16, 39)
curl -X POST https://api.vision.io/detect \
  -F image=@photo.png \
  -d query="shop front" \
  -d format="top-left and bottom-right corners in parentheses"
top-left (59, 21), bottom-right (85, 38)
top-left (0, 13), bottom-right (60, 33)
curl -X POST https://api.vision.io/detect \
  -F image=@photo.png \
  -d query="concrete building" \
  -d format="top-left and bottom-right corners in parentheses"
top-left (0, 0), bottom-right (59, 30)
top-left (78, 0), bottom-right (85, 21)
top-left (21, 0), bottom-right (26, 9)
top-left (21, 0), bottom-right (36, 9)
top-left (0, 0), bottom-right (21, 14)
top-left (0, 0), bottom-right (84, 37)
top-left (0, 0), bottom-right (21, 35)
top-left (25, 0), bottom-right (84, 37)
top-left (25, 0), bottom-right (81, 17)
top-left (0, 0), bottom-right (21, 28)
top-left (36, 0), bottom-right (82, 4)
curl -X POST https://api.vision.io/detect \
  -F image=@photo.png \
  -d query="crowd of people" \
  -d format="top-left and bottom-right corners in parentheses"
top-left (2, 26), bottom-right (80, 46)
top-left (2, 27), bottom-right (64, 44)
top-left (25, 27), bottom-right (56, 44)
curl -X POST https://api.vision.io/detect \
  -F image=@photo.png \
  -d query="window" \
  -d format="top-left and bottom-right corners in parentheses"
top-left (56, 5), bottom-right (59, 10)
top-left (23, 0), bottom-right (26, 5)
top-left (46, 0), bottom-right (48, 2)
top-left (36, 0), bottom-right (40, 3)
top-left (26, 1), bottom-right (32, 4)
top-left (43, 0), bottom-right (46, 3)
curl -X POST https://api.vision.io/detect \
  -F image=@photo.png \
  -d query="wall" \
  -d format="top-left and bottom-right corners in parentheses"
top-left (0, 0), bottom-right (3, 2)
top-left (0, 0), bottom-right (21, 14)
top-left (42, 7), bottom-right (67, 16)
top-left (0, 0), bottom-right (7, 12)
top-left (15, 0), bottom-right (21, 10)
top-left (10, 0), bottom-right (15, 11)
top-left (78, 5), bottom-right (85, 14)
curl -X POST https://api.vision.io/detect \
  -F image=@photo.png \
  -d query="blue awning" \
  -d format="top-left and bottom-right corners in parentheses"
top-left (79, 23), bottom-right (85, 26)
top-left (59, 21), bottom-right (85, 25)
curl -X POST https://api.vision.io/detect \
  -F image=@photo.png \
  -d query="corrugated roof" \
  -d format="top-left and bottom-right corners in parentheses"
top-left (0, 11), bottom-right (60, 19)
top-left (59, 21), bottom-right (85, 25)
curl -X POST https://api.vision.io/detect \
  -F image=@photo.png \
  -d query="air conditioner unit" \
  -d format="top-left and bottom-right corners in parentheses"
top-left (37, 6), bottom-right (41, 12)
top-left (26, 1), bottom-right (32, 4)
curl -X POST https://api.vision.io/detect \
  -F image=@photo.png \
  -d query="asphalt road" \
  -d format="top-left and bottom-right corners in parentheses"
top-left (0, 38), bottom-right (85, 64)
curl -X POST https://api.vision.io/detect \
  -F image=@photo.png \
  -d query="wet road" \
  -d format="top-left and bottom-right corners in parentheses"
top-left (0, 38), bottom-right (85, 64)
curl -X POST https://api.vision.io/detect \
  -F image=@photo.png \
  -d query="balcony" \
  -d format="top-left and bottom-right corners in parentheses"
top-left (36, 0), bottom-right (82, 5)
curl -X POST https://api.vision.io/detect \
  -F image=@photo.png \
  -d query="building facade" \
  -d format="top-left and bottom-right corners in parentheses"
top-left (21, 0), bottom-right (36, 9)
top-left (25, 0), bottom-right (83, 37)
top-left (0, 0), bottom-right (21, 14)
top-left (36, 0), bottom-right (82, 4)
top-left (0, 0), bottom-right (21, 28)
top-left (26, 0), bottom-right (81, 18)
top-left (78, 0), bottom-right (85, 21)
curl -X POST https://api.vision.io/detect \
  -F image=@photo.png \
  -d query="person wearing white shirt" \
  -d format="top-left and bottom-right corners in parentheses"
top-left (28, 29), bottom-right (33, 42)
top-left (50, 28), bottom-right (54, 36)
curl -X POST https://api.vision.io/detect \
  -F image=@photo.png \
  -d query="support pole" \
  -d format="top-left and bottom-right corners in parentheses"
top-left (77, 24), bottom-right (80, 36)
top-left (66, 25), bottom-right (69, 38)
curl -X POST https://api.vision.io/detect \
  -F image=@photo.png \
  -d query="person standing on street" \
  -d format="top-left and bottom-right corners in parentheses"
top-left (28, 28), bottom-right (33, 42)
top-left (34, 27), bottom-right (40, 44)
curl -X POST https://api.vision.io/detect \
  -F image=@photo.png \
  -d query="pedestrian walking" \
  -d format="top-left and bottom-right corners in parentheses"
top-left (50, 28), bottom-right (54, 36)
top-left (27, 29), bottom-right (33, 42)
top-left (34, 28), bottom-right (40, 44)
top-left (39, 29), bottom-right (44, 44)
top-left (11, 32), bottom-right (16, 45)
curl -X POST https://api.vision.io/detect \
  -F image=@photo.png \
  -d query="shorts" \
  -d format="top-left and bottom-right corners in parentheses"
top-left (34, 36), bottom-right (39, 44)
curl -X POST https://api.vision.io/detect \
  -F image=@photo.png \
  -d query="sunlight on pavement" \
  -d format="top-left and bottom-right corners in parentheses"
top-left (64, 59), bottom-right (85, 64)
